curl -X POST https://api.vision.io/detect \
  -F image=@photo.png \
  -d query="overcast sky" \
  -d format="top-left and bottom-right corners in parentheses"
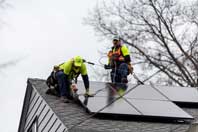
top-left (1, 0), bottom-right (196, 131)
top-left (0, 0), bottom-right (106, 131)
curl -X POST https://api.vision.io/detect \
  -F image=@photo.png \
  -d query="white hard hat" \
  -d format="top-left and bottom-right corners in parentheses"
top-left (113, 36), bottom-right (120, 41)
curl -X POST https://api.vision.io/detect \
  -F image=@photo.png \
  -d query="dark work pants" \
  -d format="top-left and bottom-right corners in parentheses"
top-left (111, 63), bottom-right (128, 83)
top-left (55, 71), bottom-right (71, 98)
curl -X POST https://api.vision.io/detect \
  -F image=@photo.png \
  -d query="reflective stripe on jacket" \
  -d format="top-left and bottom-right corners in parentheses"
top-left (108, 45), bottom-right (130, 64)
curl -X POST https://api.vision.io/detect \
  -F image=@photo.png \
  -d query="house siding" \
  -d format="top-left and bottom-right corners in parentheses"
top-left (21, 82), bottom-right (67, 132)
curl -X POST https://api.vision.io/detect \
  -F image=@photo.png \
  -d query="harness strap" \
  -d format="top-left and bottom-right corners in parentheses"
top-left (70, 59), bottom-right (81, 81)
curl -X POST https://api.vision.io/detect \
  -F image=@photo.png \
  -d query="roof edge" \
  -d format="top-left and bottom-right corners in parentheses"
top-left (17, 78), bottom-right (34, 132)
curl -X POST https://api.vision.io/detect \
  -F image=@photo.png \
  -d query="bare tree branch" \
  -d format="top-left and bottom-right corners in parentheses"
top-left (85, 0), bottom-right (198, 87)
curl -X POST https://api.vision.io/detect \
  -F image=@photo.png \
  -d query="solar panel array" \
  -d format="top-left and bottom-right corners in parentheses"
top-left (77, 81), bottom-right (195, 120)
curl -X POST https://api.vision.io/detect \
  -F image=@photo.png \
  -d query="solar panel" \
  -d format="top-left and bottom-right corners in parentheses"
top-left (79, 96), bottom-right (141, 115)
top-left (154, 85), bottom-right (198, 103)
top-left (128, 99), bottom-right (193, 119)
top-left (78, 96), bottom-right (193, 120)
top-left (76, 81), bottom-right (194, 120)
top-left (124, 84), bottom-right (168, 101)
top-left (77, 81), bottom-right (109, 97)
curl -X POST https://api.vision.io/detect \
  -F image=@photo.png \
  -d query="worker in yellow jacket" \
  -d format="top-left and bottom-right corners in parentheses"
top-left (55, 56), bottom-right (90, 103)
top-left (104, 36), bottom-right (133, 83)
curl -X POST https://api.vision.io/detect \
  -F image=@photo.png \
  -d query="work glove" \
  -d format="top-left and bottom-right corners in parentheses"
top-left (128, 63), bottom-right (133, 74)
top-left (118, 56), bottom-right (124, 61)
top-left (104, 64), bottom-right (111, 69)
top-left (71, 84), bottom-right (78, 93)
top-left (84, 89), bottom-right (93, 97)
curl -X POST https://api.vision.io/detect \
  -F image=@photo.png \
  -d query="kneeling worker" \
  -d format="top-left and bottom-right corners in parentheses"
top-left (55, 56), bottom-right (90, 103)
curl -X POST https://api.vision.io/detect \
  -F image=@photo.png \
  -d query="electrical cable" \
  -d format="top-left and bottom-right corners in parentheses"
top-left (98, 55), bottom-right (107, 65)
top-left (133, 72), bottom-right (144, 84)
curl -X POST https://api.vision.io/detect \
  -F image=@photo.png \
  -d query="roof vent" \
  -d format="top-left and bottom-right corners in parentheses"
top-left (188, 122), bottom-right (198, 132)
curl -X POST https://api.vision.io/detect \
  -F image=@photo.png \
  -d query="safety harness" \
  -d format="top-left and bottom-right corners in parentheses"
top-left (108, 45), bottom-right (125, 67)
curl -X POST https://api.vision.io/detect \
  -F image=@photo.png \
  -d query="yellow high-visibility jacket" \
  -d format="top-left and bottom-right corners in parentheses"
top-left (59, 59), bottom-right (87, 80)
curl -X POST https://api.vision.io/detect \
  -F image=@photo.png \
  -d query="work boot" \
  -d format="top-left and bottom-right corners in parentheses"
top-left (45, 89), bottom-right (52, 95)
top-left (60, 96), bottom-right (70, 103)
top-left (121, 77), bottom-right (128, 84)
top-left (46, 88), bottom-right (59, 97)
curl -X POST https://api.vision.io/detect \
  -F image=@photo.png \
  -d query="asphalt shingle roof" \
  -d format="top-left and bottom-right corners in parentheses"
top-left (29, 78), bottom-right (198, 132)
